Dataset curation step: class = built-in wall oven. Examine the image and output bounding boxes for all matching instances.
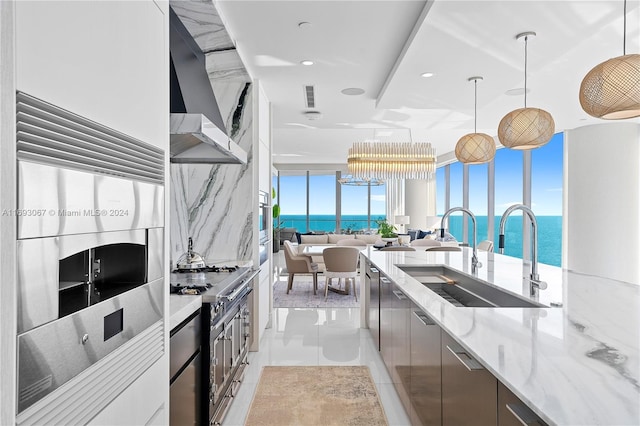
[14,91,165,422]
[258,190,270,265]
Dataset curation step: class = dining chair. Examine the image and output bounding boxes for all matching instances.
[424,246,461,252]
[379,246,416,251]
[410,239,441,248]
[477,240,494,252]
[283,240,319,295]
[322,246,360,301]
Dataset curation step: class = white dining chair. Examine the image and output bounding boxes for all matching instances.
[322,246,360,301]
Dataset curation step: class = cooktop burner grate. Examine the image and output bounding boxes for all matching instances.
[170,283,212,295]
[172,265,238,274]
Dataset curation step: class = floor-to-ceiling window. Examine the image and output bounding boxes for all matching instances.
[274,171,386,234]
[469,163,489,241]
[309,173,336,232]
[447,162,464,240]
[494,148,523,258]
[370,182,386,231]
[434,132,563,266]
[278,173,307,232]
[532,133,563,266]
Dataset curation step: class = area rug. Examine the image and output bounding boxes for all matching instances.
[245,366,388,426]
[273,276,360,308]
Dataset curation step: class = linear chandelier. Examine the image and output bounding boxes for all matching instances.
[579,0,640,119]
[347,141,436,180]
[338,174,384,186]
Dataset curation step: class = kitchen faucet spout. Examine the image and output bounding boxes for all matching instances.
[440,207,481,273]
[498,204,547,296]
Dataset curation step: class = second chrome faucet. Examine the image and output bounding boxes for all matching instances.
[498,204,547,296]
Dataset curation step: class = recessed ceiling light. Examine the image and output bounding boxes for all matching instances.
[298,21,311,29]
[421,72,435,78]
[300,60,314,66]
[341,87,365,96]
[302,111,323,120]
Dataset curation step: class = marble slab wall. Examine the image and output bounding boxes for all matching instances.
[170,81,254,266]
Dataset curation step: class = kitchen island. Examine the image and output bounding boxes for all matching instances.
[363,247,639,425]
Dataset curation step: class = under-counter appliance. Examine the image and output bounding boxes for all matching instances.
[170,310,202,426]
[15,91,165,421]
[171,265,259,425]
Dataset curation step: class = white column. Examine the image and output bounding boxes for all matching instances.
[565,122,639,284]
[405,178,436,229]
[386,179,405,221]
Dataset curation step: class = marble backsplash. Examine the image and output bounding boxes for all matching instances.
[170,81,254,267]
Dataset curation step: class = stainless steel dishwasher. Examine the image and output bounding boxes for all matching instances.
[170,310,202,426]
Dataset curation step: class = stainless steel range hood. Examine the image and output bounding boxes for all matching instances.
[169,7,247,164]
[170,113,247,164]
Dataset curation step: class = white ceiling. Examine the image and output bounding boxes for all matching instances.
[215,0,640,166]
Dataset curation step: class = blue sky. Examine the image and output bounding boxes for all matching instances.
[276,133,563,217]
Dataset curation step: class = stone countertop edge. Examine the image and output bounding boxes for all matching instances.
[169,294,202,331]
[363,247,640,426]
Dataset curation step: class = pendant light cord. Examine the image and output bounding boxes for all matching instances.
[524,35,528,108]
[623,0,627,55]
[474,79,478,133]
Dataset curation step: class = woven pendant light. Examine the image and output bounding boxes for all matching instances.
[455,76,496,164]
[580,0,640,119]
[498,32,555,150]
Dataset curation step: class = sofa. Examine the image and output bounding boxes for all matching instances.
[296,233,382,266]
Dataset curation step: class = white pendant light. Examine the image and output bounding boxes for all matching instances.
[498,32,555,150]
[455,76,496,164]
[580,0,640,119]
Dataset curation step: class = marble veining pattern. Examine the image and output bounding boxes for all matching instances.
[169,0,234,52]
[170,82,254,266]
[364,248,640,425]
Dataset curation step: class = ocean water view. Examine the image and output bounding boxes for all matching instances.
[280,214,562,267]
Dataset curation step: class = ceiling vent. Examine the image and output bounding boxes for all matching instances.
[303,85,316,108]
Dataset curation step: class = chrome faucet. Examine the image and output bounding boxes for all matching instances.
[440,207,481,273]
[498,204,547,296]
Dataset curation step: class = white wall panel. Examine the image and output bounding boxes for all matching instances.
[565,123,640,285]
[15,1,168,149]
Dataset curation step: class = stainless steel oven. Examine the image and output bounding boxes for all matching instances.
[177,267,257,425]
[258,191,270,265]
[14,91,165,418]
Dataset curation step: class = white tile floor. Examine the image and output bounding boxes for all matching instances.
[222,307,411,426]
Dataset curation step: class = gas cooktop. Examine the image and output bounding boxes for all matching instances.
[172,265,239,274]
[170,265,254,301]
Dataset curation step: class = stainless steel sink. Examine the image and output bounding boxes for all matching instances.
[397,265,547,308]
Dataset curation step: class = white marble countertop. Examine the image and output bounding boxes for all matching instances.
[363,247,639,426]
[169,294,202,330]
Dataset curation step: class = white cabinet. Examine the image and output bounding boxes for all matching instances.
[250,264,271,351]
[15,0,169,150]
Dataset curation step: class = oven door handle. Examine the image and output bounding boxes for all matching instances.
[222,269,260,301]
